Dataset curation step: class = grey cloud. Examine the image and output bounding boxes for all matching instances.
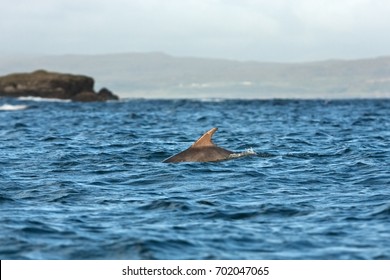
[1,0,390,61]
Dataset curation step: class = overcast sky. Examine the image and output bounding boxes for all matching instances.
[2,0,390,61]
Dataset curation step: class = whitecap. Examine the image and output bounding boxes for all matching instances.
[18,96,71,103]
[0,104,28,111]
[189,97,227,103]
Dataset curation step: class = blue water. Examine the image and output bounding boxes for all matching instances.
[1,97,389,260]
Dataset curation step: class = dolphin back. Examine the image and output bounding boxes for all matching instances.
[163,146,233,163]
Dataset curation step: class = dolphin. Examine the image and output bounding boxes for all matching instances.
[163,127,237,163]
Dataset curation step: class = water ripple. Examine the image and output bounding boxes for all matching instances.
[0,98,389,259]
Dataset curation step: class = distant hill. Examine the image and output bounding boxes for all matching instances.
[1,53,389,99]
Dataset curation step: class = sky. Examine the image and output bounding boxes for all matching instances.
[2,0,390,62]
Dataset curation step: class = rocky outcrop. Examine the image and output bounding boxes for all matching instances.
[0,70,119,101]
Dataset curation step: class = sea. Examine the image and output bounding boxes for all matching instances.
[0,97,389,260]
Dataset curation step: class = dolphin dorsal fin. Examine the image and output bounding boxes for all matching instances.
[192,127,218,147]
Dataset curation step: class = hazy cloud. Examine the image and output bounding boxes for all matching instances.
[2,0,390,61]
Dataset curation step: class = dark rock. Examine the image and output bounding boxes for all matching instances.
[97,87,118,101]
[72,91,100,102]
[0,70,119,102]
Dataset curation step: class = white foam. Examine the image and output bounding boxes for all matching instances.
[18,96,71,102]
[228,148,257,159]
[0,104,28,111]
[191,98,227,103]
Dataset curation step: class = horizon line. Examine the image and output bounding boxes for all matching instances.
[1,51,390,65]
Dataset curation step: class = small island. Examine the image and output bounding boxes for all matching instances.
[0,70,119,102]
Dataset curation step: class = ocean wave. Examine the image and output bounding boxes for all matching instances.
[0,104,28,111]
